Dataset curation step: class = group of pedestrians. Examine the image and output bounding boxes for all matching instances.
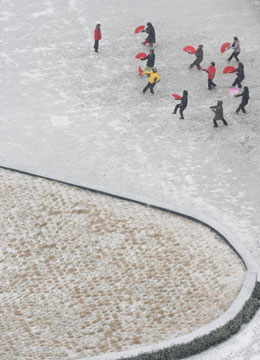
[188,36,250,127]
[139,23,161,95]
[93,23,250,127]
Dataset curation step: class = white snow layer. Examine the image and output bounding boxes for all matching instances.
[0,0,260,359]
[0,168,244,359]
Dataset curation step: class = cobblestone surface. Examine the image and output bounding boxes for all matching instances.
[0,168,246,359]
[0,0,260,359]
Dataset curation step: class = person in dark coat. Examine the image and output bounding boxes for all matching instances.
[141,48,155,72]
[210,100,228,127]
[172,90,188,119]
[189,45,203,70]
[234,86,249,114]
[228,37,241,62]
[231,62,245,88]
[142,22,156,46]
[94,23,102,53]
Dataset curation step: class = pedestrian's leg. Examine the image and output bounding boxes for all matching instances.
[234,52,240,62]
[222,118,228,126]
[232,78,238,87]
[241,101,247,113]
[189,60,196,69]
[236,102,242,113]
[94,40,99,52]
[208,79,212,90]
[213,119,218,127]
[143,66,152,72]
[179,107,184,119]
[143,66,152,77]
[228,51,234,61]
[237,79,242,88]
[173,104,180,114]
[143,82,150,93]
[212,80,216,88]
[150,83,156,94]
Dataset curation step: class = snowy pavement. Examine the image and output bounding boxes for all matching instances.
[0,168,246,359]
[1,0,260,359]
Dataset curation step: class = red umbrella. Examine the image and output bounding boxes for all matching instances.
[223,66,236,74]
[220,42,231,53]
[172,94,182,100]
[135,52,147,59]
[139,66,143,78]
[135,25,145,34]
[183,45,196,54]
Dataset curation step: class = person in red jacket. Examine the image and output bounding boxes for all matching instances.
[204,62,216,90]
[94,23,102,53]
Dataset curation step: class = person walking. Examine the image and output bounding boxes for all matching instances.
[204,62,216,90]
[189,45,203,70]
[234,86,249,114]
[210,100,228,127]
[142,22,156,47]
[142,67,160,95]
[231,62,245,88]
[141,48,155,72]
[228,37,240,62]
[172,90,188,119]
[94,22,102,53]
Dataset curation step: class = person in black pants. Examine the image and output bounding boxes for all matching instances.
[190,45,203,70]
[235,86,249,113]
[141,48,155,72]
[172,90,188,119]
[142,67,160,95]
[231,62,245,88]
[210,100,228,127]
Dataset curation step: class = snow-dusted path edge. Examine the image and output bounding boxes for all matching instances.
[1,165,260,360]
[83,273,258,360]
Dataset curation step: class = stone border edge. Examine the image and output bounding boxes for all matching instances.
[1,165,260,360]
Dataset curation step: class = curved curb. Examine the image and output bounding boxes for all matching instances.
[79,272,258,360]
[1,165,260,360]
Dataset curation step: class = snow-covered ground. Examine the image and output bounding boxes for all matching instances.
[0,168,245,359]
[0,0,260,359]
